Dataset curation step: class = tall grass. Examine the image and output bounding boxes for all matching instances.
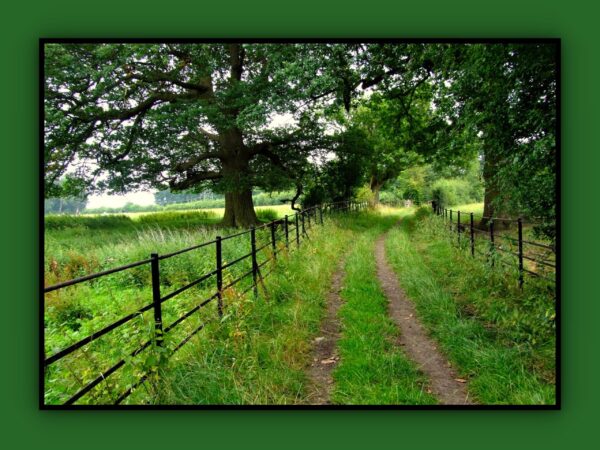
[149,220,356,405]
[384,208,555,404]
[331,210,437,405]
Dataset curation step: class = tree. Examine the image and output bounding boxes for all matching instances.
[45,43,444,226]
[433,43,557,236]
[44,196,88,215]
[44,43,354,226]
[347,90,444,204]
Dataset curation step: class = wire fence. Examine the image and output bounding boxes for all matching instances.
[43,200,367,406]
[432,204,556,287]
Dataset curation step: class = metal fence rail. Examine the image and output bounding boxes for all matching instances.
[432,204,556,288]
[43,200,367,405]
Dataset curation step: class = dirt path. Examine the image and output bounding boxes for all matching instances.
[374,233,474,405]
[305,256,346,405]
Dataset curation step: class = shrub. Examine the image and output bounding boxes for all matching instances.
[136,211,219,228]
[45,214,133,230]
[354,185,375,203]
[256,208,279,222]
[431,178,478,208]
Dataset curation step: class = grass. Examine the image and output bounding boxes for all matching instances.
[451,202,484,220]
[384,208,556,404]
[43,204,555,405]
[44,207,296,405]
[153,218,356,405]
[331,209,437,405]
[79,204,294,220]
[44,206,357,405]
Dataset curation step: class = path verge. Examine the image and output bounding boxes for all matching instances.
[305,256,346,405]
[374,233,474,405]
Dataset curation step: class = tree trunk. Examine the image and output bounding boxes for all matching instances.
[222,189,258,228]
[478,150,509,230]
[219,138,259,228]
[370,177,383,205]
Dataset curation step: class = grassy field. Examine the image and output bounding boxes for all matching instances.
[80,204,295,220]
[44,207,360,404]
[44,205,295,404]
[451,202,484,220]
[43,205,556,405]
[155,216,357,404]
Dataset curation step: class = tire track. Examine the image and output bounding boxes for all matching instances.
[305,255,346,405]
[374,232,474,405]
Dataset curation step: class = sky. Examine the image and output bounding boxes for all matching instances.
[87,191,157,208]
[85,112,300,208]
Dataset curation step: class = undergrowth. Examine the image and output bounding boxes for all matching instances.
[384,207,556,404]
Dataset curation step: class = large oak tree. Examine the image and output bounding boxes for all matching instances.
[44,42,437,226]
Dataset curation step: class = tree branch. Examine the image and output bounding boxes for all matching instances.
[196,127,220,142]
[174,152,222,172]
[169,170,222,190]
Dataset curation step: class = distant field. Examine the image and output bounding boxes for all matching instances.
[81,203,295,220]
[448,202,484,219]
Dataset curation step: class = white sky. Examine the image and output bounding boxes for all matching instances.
[87,191,156,208]
[85,112,302,208]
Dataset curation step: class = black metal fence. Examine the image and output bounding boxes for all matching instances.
[432,204,556,288]
[43,200,367,406]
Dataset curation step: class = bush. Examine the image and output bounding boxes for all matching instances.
[136,211,219,228]
[431,178,479,208]
[45,214,133,230]
[256,208,279,222]
[354,185,375,203]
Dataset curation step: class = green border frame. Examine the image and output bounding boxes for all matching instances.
[1,0,596,448]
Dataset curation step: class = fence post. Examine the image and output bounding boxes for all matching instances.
[295,213,300,247]
[270,221,277,261]
[489,219,495,267]
[319,206,323,225]
[215,236,223,317]
[284,215,289,250]
[307,208,311,228]
[251,227,258,297]
[450,209,453,230]
[150,253,163,347]
[470,213,475,257]
[301,211,306,236]
[518,218,524,289]
[457,211,461,245]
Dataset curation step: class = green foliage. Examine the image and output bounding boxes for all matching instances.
[255,208,279,222]
[45,214,133,230]
[431,178,477,207]
[433,43,556,237]
[44,197,88,215]
[154,189,212,205]
[135,210,218,228]
[353,185,375,203]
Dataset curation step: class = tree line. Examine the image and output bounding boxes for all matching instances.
[44,42,556,237]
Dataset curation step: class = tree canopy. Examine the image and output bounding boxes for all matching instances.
[44,42,557,234]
